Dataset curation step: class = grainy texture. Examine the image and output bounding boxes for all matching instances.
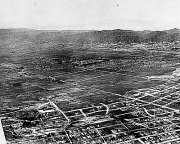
[0,28,180,144]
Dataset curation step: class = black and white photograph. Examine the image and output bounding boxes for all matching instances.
[0,0,180,143]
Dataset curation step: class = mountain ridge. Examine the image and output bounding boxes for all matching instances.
[0,28,179,56]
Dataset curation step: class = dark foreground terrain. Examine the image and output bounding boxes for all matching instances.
[0,28,180,144]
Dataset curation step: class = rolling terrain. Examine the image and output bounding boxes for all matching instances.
[0,28,180,144]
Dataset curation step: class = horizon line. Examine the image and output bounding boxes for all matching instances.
[0,27,180,32]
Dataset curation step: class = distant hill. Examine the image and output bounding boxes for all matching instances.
[0,28,179,56]
[165,28,180,34]
[88,28,180,43]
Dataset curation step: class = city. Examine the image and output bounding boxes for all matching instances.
[1,52,180,143]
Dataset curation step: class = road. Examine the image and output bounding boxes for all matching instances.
[0,119,6,144]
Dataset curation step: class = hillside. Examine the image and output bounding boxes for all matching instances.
[0,28,179,57]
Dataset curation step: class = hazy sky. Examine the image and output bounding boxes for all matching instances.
[0,0,179,30]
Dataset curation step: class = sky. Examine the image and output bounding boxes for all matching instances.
[0,0,179,30]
